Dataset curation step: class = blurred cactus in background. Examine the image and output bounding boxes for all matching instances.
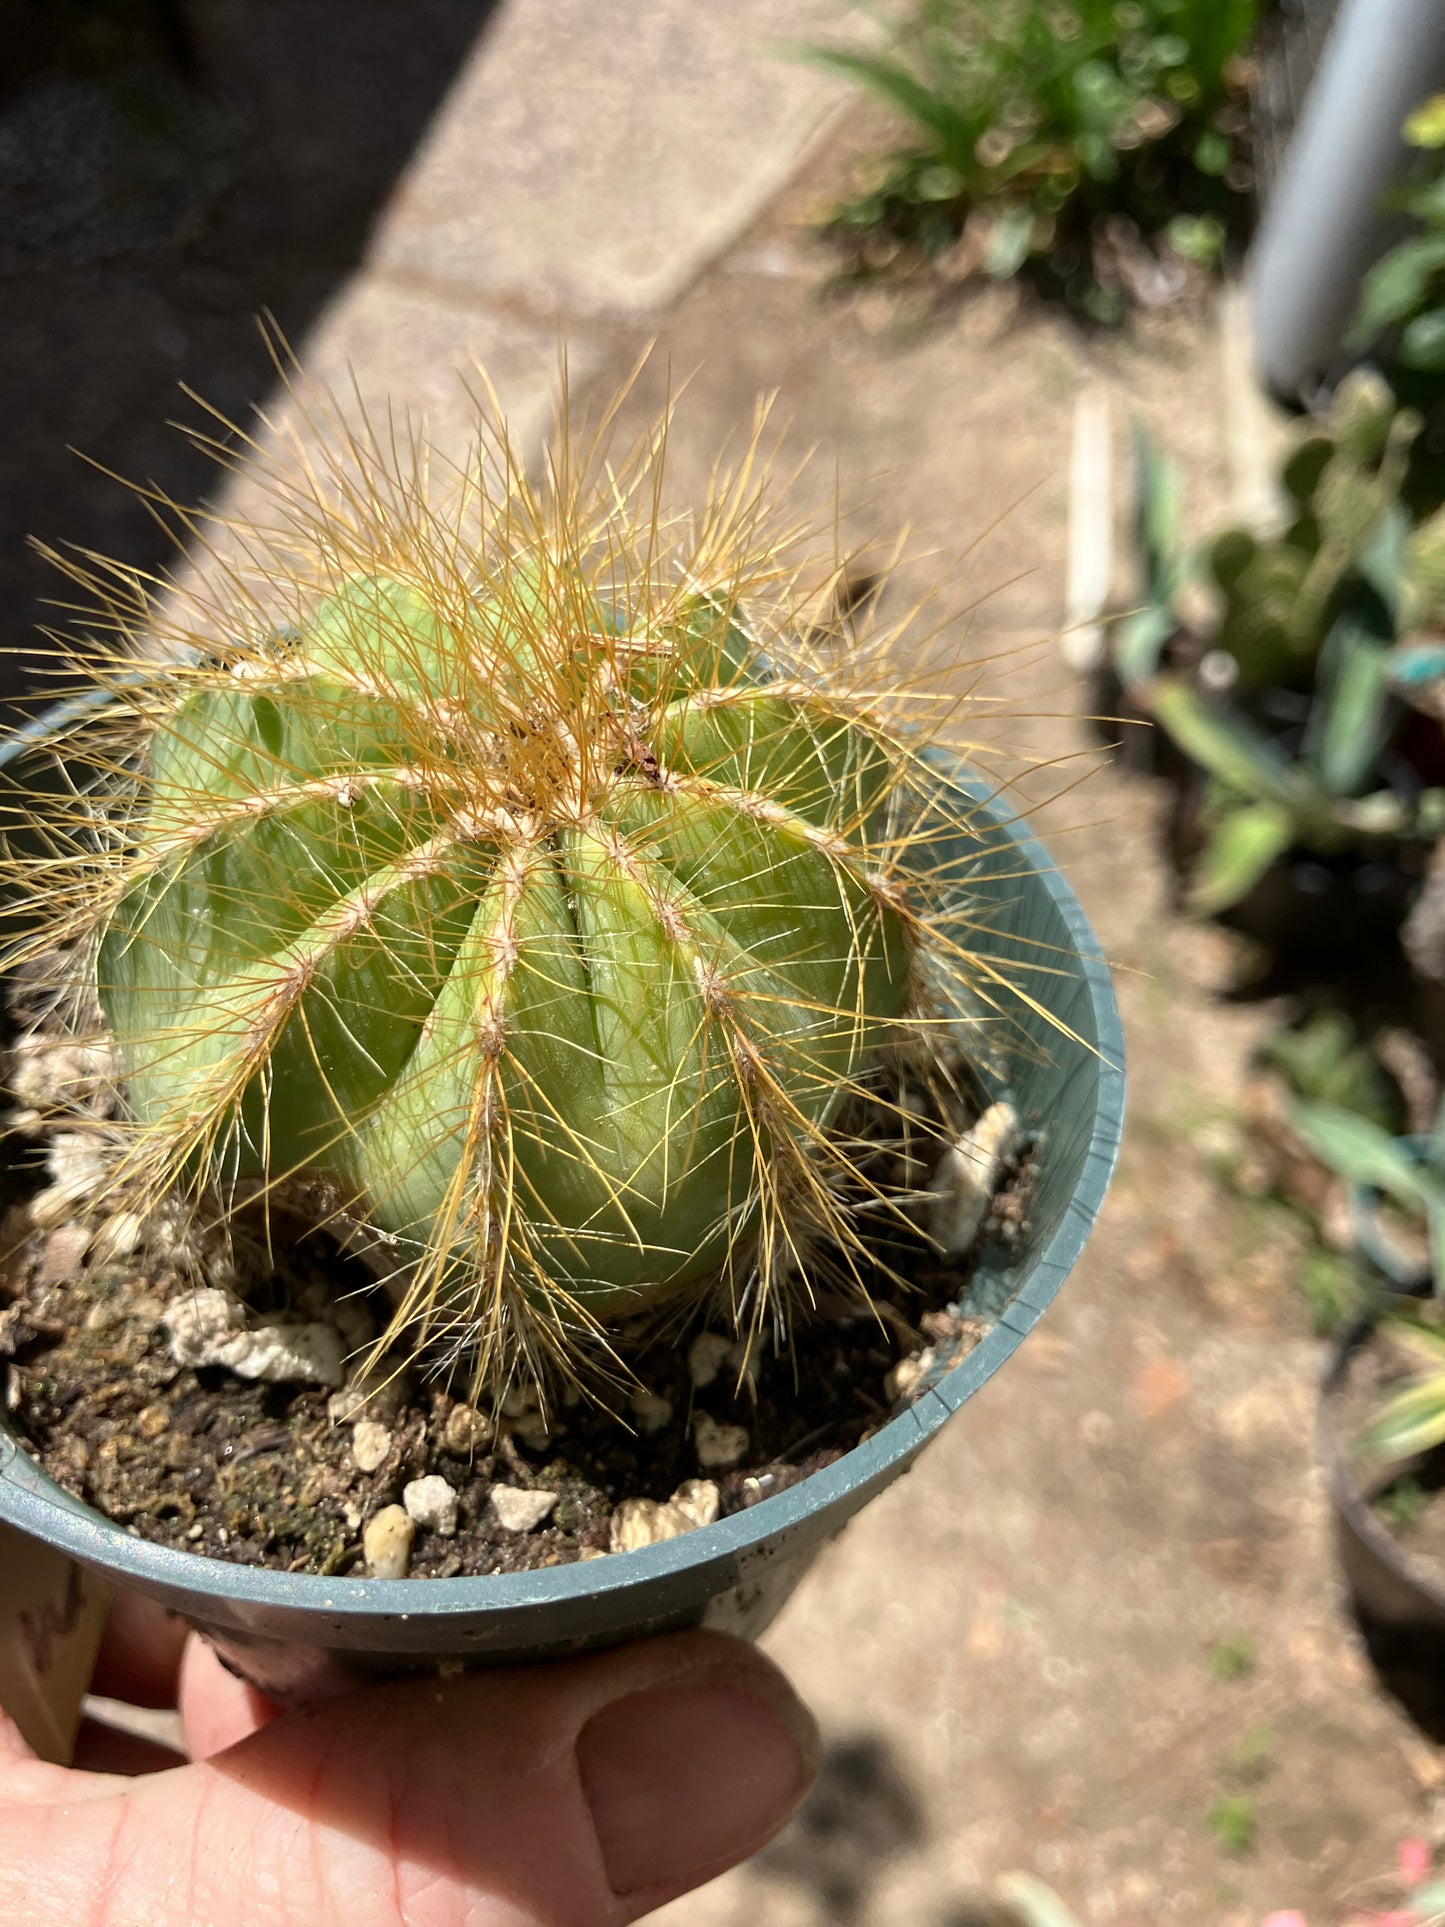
[1208,373,1421,692]
[1106,375,1445,918]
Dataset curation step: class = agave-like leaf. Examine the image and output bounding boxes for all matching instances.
[1387,1315,1445,1370]
[1347,234,1445,350]
[1362,1374,1445,1462]
[1112,606,1177,690]
[1131,426,1184,605]
[1188,801,1292,914]
[1262,1012,1400,1126]
[1109,431,1192,689]
[1146,677,1299,806]
[1307,606,1395,799]
[1355,500,1409,618]
[994,1873,1083,1927]
[1290,1101,1444,1215]
[1402,309,1445,371]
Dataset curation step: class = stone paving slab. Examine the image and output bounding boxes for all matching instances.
[218,0,870,551]
[361,0,861,326]
[241,282,598,489]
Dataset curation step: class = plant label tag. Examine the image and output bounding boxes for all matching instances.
[0,1524,108,1763]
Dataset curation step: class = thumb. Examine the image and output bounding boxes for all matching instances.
[0,1629,818,1927]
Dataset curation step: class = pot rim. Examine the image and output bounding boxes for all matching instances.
[0,692,1126,1622]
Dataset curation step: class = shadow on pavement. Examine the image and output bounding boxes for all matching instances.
[0,0,502,714]
[1353,1607,1445,1746]
[758,1732,927,1922]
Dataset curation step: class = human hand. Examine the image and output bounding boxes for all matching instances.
[0,1594,818,1926]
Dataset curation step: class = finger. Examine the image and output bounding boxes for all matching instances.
[0,1708,68,1805]
[201,1629,818,1924]
[89,1593,189,1710]
[0,1701,35,1765]
[177,1635,281,1760]
[0,1703,129,1806]
[0,1629,818,1927]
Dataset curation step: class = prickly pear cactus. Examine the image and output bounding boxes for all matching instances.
[6,386,988,1394]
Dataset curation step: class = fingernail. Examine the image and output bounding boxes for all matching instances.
[577,1670,819,1896]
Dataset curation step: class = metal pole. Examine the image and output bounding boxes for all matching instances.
[1248,0,1445,400]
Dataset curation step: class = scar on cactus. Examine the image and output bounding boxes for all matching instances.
[0,351,1076,1412]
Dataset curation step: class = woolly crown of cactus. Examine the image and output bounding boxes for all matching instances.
[3,363,1029,1399]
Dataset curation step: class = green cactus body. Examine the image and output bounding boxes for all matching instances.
[96,571,914,1332]
[1204,376,1424,691]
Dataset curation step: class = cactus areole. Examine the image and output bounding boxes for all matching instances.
[99,574,914,1333]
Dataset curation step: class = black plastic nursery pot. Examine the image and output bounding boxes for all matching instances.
[1111,662,1439,979]
[0,696,1125,1699]
[1321,1320,1445,1715]
[1319,1316,1445,1742]
[1164,769,1427,975]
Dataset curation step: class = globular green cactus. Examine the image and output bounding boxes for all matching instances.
[6,383,995,1399]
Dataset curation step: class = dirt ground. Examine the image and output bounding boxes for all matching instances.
[602,145,1437,1927]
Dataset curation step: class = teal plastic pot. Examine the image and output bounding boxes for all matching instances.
[0,695,1125,1698]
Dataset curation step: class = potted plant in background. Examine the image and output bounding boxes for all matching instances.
[799,0,1263,323]
[1343,91,1445,491]
[0,364,1122,1703]
[1291,1092,1445,1718]
[1101,106,1445,995]
[1104,373,1445,980]
[1321,1298,1445,1733]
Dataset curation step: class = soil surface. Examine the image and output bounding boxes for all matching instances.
[0,1066,1025,1579]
